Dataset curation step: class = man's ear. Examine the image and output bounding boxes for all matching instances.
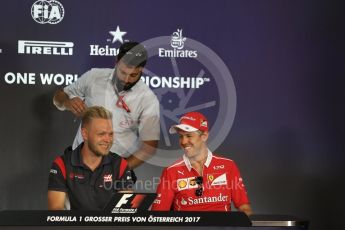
[201,131,209,142]
[81,127,88,141]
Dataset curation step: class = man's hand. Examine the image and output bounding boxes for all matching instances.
[238,204,253,216]
[64,97,87,117]
[53,89,86,116]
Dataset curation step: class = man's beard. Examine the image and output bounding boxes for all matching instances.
[87,141,111,157]
[114,73,140,92]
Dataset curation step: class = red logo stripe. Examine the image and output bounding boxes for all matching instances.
[54,157,66,180]
[119,158,128,178]
[131,194,145,208]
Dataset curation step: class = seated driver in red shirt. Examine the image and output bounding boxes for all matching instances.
[151,112,252,215]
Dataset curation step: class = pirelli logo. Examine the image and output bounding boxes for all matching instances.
[18,40,74,55]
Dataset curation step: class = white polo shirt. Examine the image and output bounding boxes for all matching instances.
[64,68,160,157]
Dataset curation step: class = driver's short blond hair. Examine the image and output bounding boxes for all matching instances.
[81,106,112,128]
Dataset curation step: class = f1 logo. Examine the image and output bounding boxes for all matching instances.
[115,194,133,208]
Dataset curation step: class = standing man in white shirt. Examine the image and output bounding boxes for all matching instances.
[53,42,160,169]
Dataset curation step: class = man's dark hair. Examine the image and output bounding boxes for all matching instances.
[117,41,148,67]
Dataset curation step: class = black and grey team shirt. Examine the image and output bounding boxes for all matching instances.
[48,144,135,210]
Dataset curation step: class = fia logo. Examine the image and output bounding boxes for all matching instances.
[171,29,186,50]
[31,0,65,24]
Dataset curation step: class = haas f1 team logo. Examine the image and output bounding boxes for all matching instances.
[110,193,155,214]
